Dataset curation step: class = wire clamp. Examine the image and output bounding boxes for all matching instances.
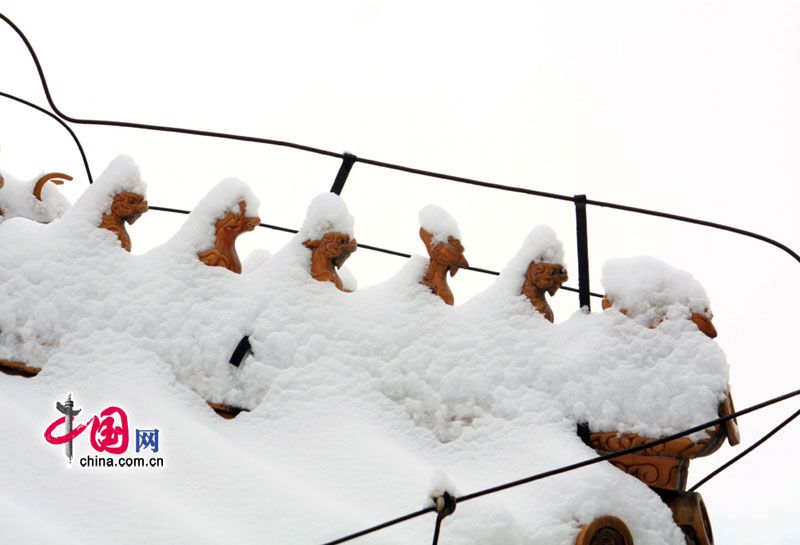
[432,490,456,519]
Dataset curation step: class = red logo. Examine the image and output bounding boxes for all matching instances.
[44,394,130,462]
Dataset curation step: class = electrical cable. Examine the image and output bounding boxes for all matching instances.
[689,406,800,492]
[3,10,798,270]
[1,12,799,544]
[0,90,93,183]
[317,387,799,545]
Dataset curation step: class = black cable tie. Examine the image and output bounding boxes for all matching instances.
[229,335,253,367]
[432,490,457,518]
[430,491,457,545]
[330,152,357,195]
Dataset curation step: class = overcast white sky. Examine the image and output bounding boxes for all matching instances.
[1,1,799,543]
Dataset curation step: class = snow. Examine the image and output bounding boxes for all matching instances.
[419,204,461,242]
[242,248,272,274]
[61,154,146,227]
[601,256,713,327]
[299,192,354,241]
[0,167,71,224]
[473,225,566,303]
[338,265,358,291]
[0,172,732,545]
[157,177,259,253]
[428,468,459,503]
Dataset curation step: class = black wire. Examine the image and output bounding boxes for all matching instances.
[587,198,800,266]
[354,156,575,202]
[689,406,800,492]
[146,206,601,297]
[315,387,799,545]
[2,11,798,544]
[0,13,343,162]
[456,387,800,503]
[0,91,94,183]
[319,506,435,545]
[4,10,798,271]
[430,515,445,545]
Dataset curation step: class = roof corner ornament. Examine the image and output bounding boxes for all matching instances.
[575,515,633,545]
[303,231,357,291]
[586,385,739,545]
[420,227,468,306]
[99,191,149,252]
[197,200,260,273]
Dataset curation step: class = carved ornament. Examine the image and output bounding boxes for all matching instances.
[420,227,468,305]
[575,516,634,545]
[608,454,688,491]
[589,388,738,494]
[33,172,73,202]
[667,491,714,545]
[99,191,149,252]
[207,401,248,420]
[197,201,260,273]
[302,231,357,291]
[522,261,568,322]
[719,387,740,446]
[0,359,41,378]
[589,427,725,461]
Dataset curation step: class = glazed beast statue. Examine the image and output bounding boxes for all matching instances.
[303,231,357,291]
[99,191,149,252]
[522,261,568,323]
[198,200,260,273]
[419,227,468,306]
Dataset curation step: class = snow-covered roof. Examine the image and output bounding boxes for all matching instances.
[0,157,732,545]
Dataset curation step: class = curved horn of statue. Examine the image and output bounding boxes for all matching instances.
[420,227,468,306]
[197,200,260,273]
[99,191,149,252]
[33,172,73,201]
[522,261,568,323]
[303,231,357,291]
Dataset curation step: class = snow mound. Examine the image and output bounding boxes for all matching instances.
[456,226,567,326]
[338,265,358,291]
[0,168,71,224]
[492,225,566,297]
[419,204,461,242]
[62,155,145,227]
[242,248,272,274]
[161,177,260,252]
[299,192,354,240]
[521,224,566,266]
[601,256,712,326]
